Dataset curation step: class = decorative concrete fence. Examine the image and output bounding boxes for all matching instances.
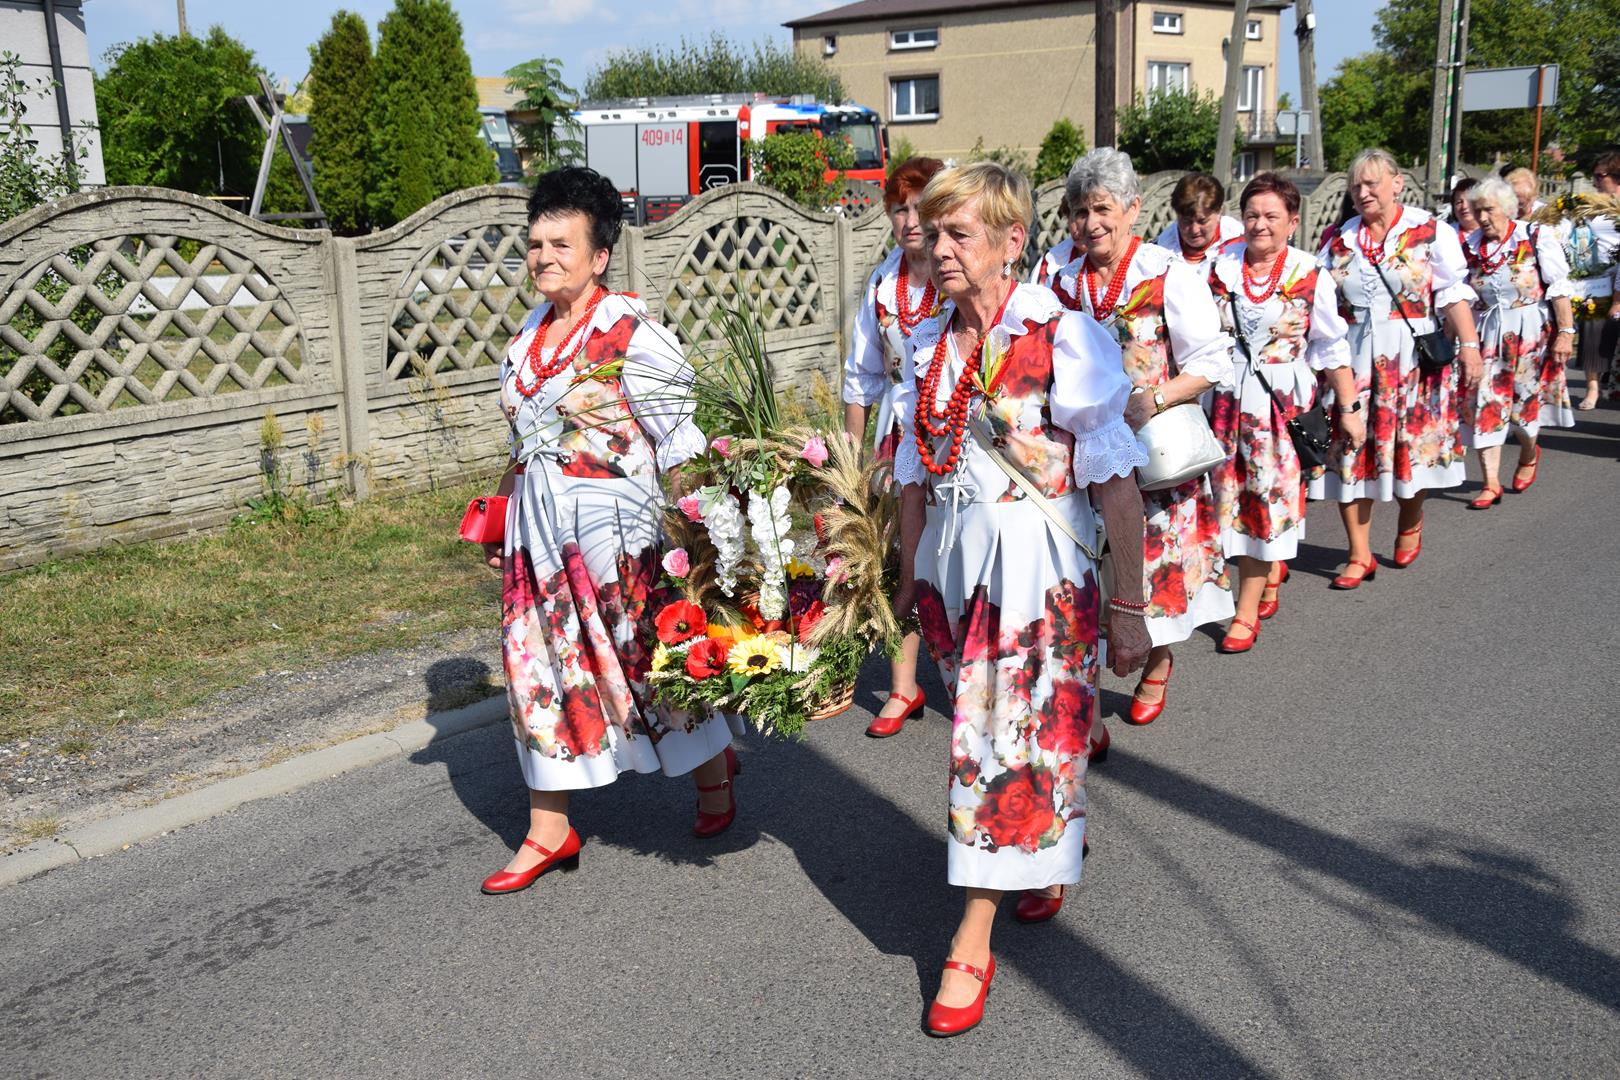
[1,172,1425,570]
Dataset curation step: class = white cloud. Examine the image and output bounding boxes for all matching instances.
[494,0,597,28]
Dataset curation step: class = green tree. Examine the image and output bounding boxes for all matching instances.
[1117,89,1221,173]
[505,57,581,175]
[95,27,263,196]
[967,137,1031,179]
[585,34,844,101]
[748,130,854,210]
[307,10,373,234]
[1319,53,1414,170]
[1,51,83,221]
[1033,118,1087,185]
[368,0,498,228]
[886,135,918,177]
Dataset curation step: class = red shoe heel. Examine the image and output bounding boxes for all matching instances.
[1330,558,1377,590]
[1128,653,1173,725]
[1392,523,1423,568]
[925,955,996,1037]
[866,689,925,738]
[1510,446,1541,492]
[480,828,582,895]
[1013,843,1088,924]
[693,747,739,838]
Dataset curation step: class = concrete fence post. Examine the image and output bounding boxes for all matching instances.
[325,235,372,501]
[835,213,857,362]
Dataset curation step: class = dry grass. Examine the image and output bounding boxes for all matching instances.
[0,476,503,744]
[14,816,61,843]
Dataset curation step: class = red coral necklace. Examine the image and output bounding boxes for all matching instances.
[1474,232,1515,276]
[1355,222,1389,265]
[913,284,1016,476]
[894,258,936,336]
[1241,248,1290,304]
[516,285,608,397]
[1082,236,1140,319]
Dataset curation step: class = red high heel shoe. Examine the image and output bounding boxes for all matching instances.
[1217,616,1259,654]
[1258,564,1285,619]
[1392,523,1423,568]
[1468,484,1503,510]
[480,827,582,895]
[1330,558,1377,590]
[692,745,740,838]
[1510,447,1541,492]
[1088,723,1110,764]
[1127,653,1173,725]
[925,954,996,1037]
[1014,841,1089,924]
[865,689,925,738]
[1275,561,1290,584]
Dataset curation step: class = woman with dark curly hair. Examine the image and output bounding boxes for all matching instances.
[475,166,738,896]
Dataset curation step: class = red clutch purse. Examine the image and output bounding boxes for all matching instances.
[459,496,508,544]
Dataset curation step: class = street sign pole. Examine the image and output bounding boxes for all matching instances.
[1531,65,1545,175]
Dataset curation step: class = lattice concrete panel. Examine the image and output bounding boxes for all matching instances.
[385,224,536,379]
[661,215,825,345]
[0,236,306,424]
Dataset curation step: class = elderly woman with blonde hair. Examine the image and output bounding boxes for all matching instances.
[1311,148,1483,586]
[892,161,1150,1036]
[1459,176,1575,505]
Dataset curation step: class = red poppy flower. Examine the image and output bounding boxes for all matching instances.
[684,637,731,679]
[795,599,826,645]
[975,766,1057,851]
[655,600,708,645]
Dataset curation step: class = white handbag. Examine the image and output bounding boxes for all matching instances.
[1133,393,1225,492]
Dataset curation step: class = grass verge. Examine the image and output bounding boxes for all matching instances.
[0,477,503,745]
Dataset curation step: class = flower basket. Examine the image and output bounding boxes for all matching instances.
[805,681,856,722]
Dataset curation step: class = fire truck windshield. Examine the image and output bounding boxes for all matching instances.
[822,113,882,171]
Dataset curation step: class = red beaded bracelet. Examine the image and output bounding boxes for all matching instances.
[1108,597,1148,614]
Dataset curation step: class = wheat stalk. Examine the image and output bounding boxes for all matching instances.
[806,431,901,648]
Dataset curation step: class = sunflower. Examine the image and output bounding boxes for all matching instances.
[728,635,784,677]
[651,643,674,672]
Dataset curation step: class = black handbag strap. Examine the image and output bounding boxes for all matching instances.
[1370,246,1441,339]
[1230,322,1293,421]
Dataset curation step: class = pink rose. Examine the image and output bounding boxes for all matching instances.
[825,556,847,584]
[710,436,732,457]
[662,548,690,578]
[800,435,829,467]
[677,494,703,522]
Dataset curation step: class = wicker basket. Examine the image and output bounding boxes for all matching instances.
[806,681,856,722]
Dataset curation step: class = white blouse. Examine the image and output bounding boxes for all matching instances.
[892,284,1145,491]
[1210,243,1352,373]
[1154,215,1245,279]
[1030,237,1077,287]
[500,292,707,473]
[841,247,937,407]
[1463,220,1574,307]
[1323,206,1478,314]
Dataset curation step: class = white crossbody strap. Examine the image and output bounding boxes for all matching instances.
[966,418,1099,560]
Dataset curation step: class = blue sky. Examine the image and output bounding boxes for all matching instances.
[84,0,1377,106]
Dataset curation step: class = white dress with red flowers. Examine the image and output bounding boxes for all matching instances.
[1030,237,1077,288]
[893,284,1146,891]
[842,247,943,456]
[1309,207,1477,502]
[1460,222,1575,447]
[1154,216,1245,281]
[1052,244,1236,647]
[1209,244,1351,560]
[498,292,722,792]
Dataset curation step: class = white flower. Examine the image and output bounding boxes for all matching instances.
[782,644,819,673]
[747,486,795,620]
[700,490,746,597]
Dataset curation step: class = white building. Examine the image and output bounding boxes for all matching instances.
[1,0,106,187]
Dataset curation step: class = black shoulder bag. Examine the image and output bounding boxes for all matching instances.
[1373,261,1454,376]
[1232,327,1333,471]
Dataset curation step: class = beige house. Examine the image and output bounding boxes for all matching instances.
[785,0,1288,179]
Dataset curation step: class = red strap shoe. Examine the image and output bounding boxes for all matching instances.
[693,745,740,838]
[1330,558,1377,590]
[865,689,925,738]
[925,954,996,1037]
[1391,523,1423,568]
[1468,484,1503,510]
[480,828,582,895]
[1217,616,1259,654]
[1510,446,1541,492]
[1013,841,1089,924]
[1127,652,1173,726]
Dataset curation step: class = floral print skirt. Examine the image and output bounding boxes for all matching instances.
[914,496,1100,891]
[1141,476,1234,647]
[1210,363,1311,561]
[1461,306,1574,448]
[1310,320,1465,503]
[501,469,733,792]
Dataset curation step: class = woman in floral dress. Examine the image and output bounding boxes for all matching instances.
[1310,149,1483,587]
[843,156,944,739]
[1459,177,1575,506]
[1153,172,1244,282]
[1208,173,1363,652]
[1053,148,1236,725]
[891,162,1150,1037]
[476,167,733,896]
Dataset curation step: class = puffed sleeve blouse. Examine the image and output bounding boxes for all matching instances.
[841,253,894,407]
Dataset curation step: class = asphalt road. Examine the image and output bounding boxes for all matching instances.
[6,406,1620,1080]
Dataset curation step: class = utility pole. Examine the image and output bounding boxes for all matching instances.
[1445,0,1470,185]
[1425,0,1457,200]
[176,0,189,38]
[1293,0,1325,172]
[1095,0,1116,147]
[1213,0,1250,183]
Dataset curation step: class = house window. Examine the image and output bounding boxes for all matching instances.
[891,76,940,121]
[1246,19,1262,40]
[889,27,939,51]
[823,34,837,56]
[1238,65,1265,112]
[1151,11,1183,34]
[1235,151,1257,182]
[1147,61,1191,97]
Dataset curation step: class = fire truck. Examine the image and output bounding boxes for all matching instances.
[571,94,886,224]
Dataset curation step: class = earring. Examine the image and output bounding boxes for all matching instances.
[1002,260,1012,278]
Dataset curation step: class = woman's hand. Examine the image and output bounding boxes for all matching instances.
[1123,388,1154,431]
[1551,330,1574,366]
[1458,343,1484,384]
[1340,408,1368,453]
[482,542,502,570]
[1108,611,1150,676]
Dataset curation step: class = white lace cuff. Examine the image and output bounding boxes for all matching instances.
[1307,336,1352,371]
[1072,418,1147,487]
[1434,281,1478,310]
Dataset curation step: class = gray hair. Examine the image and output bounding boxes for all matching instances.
[1469,176,1519,218]
[1066,147,1141,210]
[1348,147,1401,183]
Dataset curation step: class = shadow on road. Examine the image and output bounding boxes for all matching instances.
[1103,750,1620,1014]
